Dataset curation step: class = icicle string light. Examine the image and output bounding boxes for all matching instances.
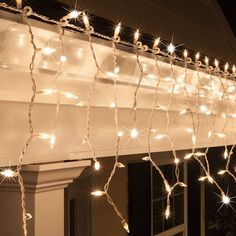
[16,7,37,236]
[132,30,145,129]
[83,12,101,170]
[102,23,129,232]
[0,2,236,234]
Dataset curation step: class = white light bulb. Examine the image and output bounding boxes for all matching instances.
[222,195,230,204]
[224,149,228,159]
[183,49,188,59]
[83,12,90,31]
[130,128,139,139]
[205,56,209,66]
[110,102,116,108]
[174,158,180,164]
[179,182,187,187]
[142,156,150,161]
[208,131,212,139]
[199,105,208,113]
[122,221,130,233]
[179,109,188,115]
[94,161,101,171]
[75,101,86,107]
[91,190,105,197]
[117,162,125,168]
[214,59,219,68]
[36,133,51,140]
[60,55,67,63]
[68,10,81,19]
[134,29,140,44]
[198,176,207,181]
[154,134,166,140]
[41,47,56,56]
[0,169,17,178]
[50,135,56,149]
[215,132,226,138]
[165,206,170,219]
[167,43,175,54]
[114,23,121,39]
[192,134,196,145]
[113,66,120,74]
[153,37,160,49]
[39,89,58,95]
[184,153,193,160]
[60,92,78,99]
[218,170,226,175]
[117,131,124,137]
[195,52,200,61]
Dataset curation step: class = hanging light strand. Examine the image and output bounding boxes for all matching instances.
[83,12,101,169]
[16,7,37,236]
[102,23,129,233]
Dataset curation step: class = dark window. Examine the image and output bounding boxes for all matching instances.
[153,164,184,234]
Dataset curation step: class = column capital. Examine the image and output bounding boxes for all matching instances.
[0,160,91,192]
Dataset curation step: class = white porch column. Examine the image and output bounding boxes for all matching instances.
[0,160,91,236]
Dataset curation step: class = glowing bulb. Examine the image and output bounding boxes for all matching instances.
[179,109,188,115]
[114,66,120,74]
[205,56,209,66]
[192,134,196,145]
[215,132,226,138]
[222,195,230,204]
[0,169,17,178]
[195,52,200,61]
[174,158,180,164]
[134,29,140,44]
[222,113,227,119]
[49,135,56,149]
[195,152,205,157]
[38,89,58,95]
[16,0,22,9]
[114,23,121,39]
[165,206,170,219]
[41,47,56,55]
[60,55,67,63]
[179,182,187,187]
[224,62,229,72]
[83,12,90,31]
[94,161,101,171]
[75,101,86,107]
[218,170,226,175]
[122,221,130,233]
[68,10,81,19]
[117,131,124,137]
[154,134,166,140]
[185,128,193,133]
[91,190,106,197]
[36,133,51,140]
[184,153,193,159]
[183,49,188,59]
[153,37,160,49]
[117,162,125,168]
[110,102,116,108]
[208,131,212,139]
[214,59,219,68]
[142,156,150,161]
[199,105,208,113]
[167,43,175,54]
[222,150,228,160]
[130,128,139,139]
[198,176,207,181]
[233,65,236,73]
[60,92,78,99]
